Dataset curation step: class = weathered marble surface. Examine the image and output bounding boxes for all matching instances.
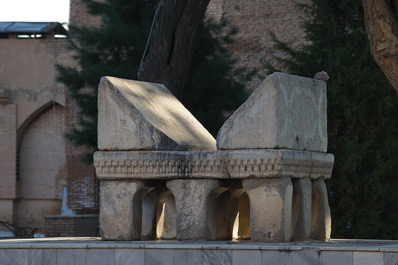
[98,76,216,151]
[94,149,334,180]
[243,177,293,242]
[167,179,221,240]
[291,178,312,241]
[100,180,147,240]
[2,238,397,265]
[310,178,332,241]
[217,72,327,152]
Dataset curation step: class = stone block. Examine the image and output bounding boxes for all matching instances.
[100,180,146,240]
[291,178,312,241]
[243,177,293,242]
[167,179,221,240]
[310,178,331,241]
[98,76,216,151]
[217,72,327,152]
[322,251,353,265]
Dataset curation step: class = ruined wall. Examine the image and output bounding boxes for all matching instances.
[207,0,310,90]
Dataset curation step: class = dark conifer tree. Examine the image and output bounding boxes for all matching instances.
[265,0,398,239]
[58,0,252,162]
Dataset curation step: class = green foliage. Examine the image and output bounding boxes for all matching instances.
[58,0,252,162]
[265,0,398,239]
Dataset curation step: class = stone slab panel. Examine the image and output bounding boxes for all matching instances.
[145,249,173,265]
[232,250,261,265]
[384,252,398,265]
[217,72,327,152]
[173,250,203,265]
[115,249,144,265]
[87,249,115,265]
[203,249,232,265]
[353,252,383,265]
[261,250,291,265]
[57,249,86,265]
[98,76,216,151]
[322,251,353,265]
[243,177,293,242]
[28,249,57,265]
[291,250,319,265]
[0,249,28,265]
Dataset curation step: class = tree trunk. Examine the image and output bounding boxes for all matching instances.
[137,0,210,99]
[362,0,398,94]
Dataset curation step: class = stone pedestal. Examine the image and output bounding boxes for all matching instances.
[100,180,146,240]
[167,179,220,240]
[242,177,293,242]
[94,74,335,243]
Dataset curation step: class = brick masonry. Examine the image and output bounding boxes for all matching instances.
[206,0,311,91]
[44,214,99,237]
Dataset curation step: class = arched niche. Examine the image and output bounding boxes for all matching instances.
[16,102,66,232]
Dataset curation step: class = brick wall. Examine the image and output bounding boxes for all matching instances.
[44,214,99,237]
[207,0,310,91]
[69,0,103,28]
[64,89,98,213]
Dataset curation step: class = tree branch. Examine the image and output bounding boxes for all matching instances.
[362,0,398,94]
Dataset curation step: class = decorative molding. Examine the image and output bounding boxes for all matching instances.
[94,149,334,180]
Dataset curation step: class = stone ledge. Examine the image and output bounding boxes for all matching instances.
[94,149,334,180]
[0,238,397,252]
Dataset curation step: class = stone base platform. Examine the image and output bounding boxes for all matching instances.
[0,238,397,265]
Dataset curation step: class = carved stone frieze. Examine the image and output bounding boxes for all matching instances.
[94,149,334,180]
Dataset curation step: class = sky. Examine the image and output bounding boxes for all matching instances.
[0,0,70,24]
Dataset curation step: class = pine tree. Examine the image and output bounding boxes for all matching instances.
[265,0,398,239]
[58,0,251,162]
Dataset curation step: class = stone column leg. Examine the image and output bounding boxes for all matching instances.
[242,177,293,242]
[141,189,158,240]
[100,180,146,240]
[310,178,331,241]
[238,192,251,239]
[216,190,234,240]
[291,178,312,241]
[166,179,220,240]
[156,190,176,239]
